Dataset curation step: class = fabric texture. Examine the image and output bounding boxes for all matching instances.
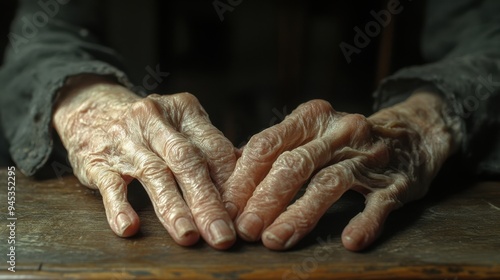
[0,0,134,175]
[373,0,500,176]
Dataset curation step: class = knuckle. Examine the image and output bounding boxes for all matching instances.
[300,99,334,115]
[171,92,208,118]
[312,164,353,192]
[203,136,236,176]
[275,151,303,169]
[81,157,108,187]
[209,136,235,157]
[87,170,126,204]
[165,139,203,167]
[340,113,372,142]
[273,150,311,179]
[177,92,197,101]
[131,98,160,115]
[192,126,233,157]
[310,99,334,113]
[147,93,162,99]
[342,113,370,131]
[222,175,256,201]
[245,130,282,162]
[134,154,167,179]
[291,100,336,133]
[173,92,200,107]
[312,169,339,190]
[97,172,124,194]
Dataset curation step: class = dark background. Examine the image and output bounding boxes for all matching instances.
[0,0,424,147]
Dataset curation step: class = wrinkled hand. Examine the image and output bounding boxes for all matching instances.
[223,92,461,251]
[53,75,237,249]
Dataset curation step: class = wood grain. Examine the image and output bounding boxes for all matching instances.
[1,170,499,279]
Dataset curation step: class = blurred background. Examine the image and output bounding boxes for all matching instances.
[0,0,424,148]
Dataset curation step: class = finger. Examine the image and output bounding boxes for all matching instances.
[134,98,236,249]
[91,168,140,237]
[223,100,337,219]
[126,147,200,246]
[259,160,357,249]
[235,138,331,241]
[162,136,235,250]
[260,131,393,250]
[341,186,403,251]
[177,103,237,190]
[235,113,368,242]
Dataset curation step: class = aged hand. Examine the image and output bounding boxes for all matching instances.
[223,92,461,251]
[53,75,237,249]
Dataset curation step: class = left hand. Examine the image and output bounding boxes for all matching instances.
[222,92,461,251]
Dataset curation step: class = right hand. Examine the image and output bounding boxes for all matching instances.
[53,75,238,249]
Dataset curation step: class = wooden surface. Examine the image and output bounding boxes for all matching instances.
[1,170,500,279]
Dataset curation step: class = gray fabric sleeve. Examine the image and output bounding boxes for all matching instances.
[373,0,500,176]
[0,0,138,176]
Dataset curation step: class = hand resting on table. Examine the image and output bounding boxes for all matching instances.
[53,75,238,250]
[223,92,462,251]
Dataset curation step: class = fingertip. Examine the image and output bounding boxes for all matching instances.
[96,171,139,237]
[115,212,140,237]
[341,213,383,252]
[262,223,297,251]
[341,227,366,251]
[173,217,200,246]
[236,213,264,242]
[342,194,398,251]
[211,236,236,250]
[207,219,237,250]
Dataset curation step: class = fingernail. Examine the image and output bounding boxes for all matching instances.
[263,223,296,249]
[175,217,197,239]
[343,234,354,244]
[343,228,364,250]
[224,202,238,219]
[117,213,131,235]
[209,219,235,246]
[237,213,263,241]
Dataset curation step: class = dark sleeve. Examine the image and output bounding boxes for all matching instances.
[373,0,500,176]
[0,0,136,176]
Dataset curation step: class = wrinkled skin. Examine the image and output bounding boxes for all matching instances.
[223,92,462,251]
[53,75,237,250]
[54,74,462,252]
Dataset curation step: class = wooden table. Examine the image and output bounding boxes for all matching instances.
[1,169,499,279]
